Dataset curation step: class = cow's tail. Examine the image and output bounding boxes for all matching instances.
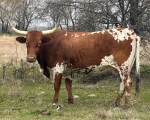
[135,36,140,98]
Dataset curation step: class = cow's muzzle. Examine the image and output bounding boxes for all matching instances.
[27,56,36,62]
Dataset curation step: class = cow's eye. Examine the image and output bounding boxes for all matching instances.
[38,42,41,46]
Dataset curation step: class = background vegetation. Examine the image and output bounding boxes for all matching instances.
[0,0,150,119]
[0,0,149,34]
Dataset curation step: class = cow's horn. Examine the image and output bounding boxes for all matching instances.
[42,20,59,35]
[8,20,28,35]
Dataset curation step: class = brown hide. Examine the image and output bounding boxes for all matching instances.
[39,30,132,68]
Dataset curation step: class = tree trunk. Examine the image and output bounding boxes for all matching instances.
[129,0,139,33]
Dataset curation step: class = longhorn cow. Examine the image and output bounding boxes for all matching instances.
[9,21,140,109]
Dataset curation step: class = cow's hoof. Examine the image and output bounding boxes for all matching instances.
[113,103,119,108]
[68,98,74,104]
[52,103,57,106]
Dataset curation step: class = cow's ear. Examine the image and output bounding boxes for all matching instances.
[16,37,26,43]
[42,36,52,43]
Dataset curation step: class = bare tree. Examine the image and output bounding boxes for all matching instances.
[130,0,149,40]
[44,0,76,30]
[0,0,16,33]
[0,0,149,35]
[12,0,45,30]
[0,0,46,31]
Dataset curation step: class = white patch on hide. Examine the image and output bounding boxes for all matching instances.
[119,81,124,94]
[71,34,80,38]
[107,28,135,42]
[101,55,115,66]
[74,34,79,37]
[81,55,120,76]
[89,31,101,35]
[125,91,131,96]
[101,30,105,34]
[93,55,119,73]
[64,32,68,36]
[52,62,64,80]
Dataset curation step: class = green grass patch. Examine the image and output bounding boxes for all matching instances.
[140,65,150,78]
[0,78,150,120]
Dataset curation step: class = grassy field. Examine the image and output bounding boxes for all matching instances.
[0,77,150,120]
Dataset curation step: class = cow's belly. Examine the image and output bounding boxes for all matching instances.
[49,53,135,81]
[65,55,119,73]
[50,55,121,80]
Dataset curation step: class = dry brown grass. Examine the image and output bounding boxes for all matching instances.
[0,35,26,63]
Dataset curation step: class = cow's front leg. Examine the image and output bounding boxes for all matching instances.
[114,80,125,107]
[52,73,62,105]
[65,78,73,104]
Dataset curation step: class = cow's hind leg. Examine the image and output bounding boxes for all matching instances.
[124,75,132,109]
[114,80,125,107]
[52,73,62,105]
[114,75,132,109]
[65,78,73,104]
[64,74,73,104]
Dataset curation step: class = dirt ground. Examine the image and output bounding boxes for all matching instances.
[0,35,27,64]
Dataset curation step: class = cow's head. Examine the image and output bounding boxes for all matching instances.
[9,21,59,62]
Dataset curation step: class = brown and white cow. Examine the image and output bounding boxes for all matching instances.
[9,21,140,109]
